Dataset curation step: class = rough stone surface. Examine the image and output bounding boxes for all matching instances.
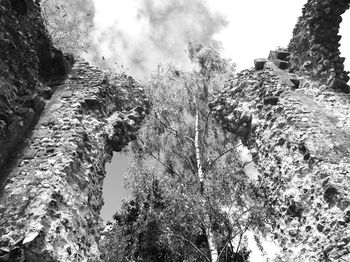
[0,1,149,261]
[211,62,350,261]
[0,60,149,261]
[288,0,350,86]
[268,49,291,70]
[0,0,73,170]
[254,58,267,70]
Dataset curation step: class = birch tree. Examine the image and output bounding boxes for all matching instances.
[104,44,269,262]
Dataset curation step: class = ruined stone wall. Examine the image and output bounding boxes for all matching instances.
[212,59,350,261]
[0,0,72,170]
[0,59,148,261]
[288,0,350,91]
[209,2,350,258]
[0,1,149,261]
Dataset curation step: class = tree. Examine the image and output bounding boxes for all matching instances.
[40,0,93,53]
[103,43,269,262]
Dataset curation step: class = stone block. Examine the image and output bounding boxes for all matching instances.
[275,60,290,70]
[254,59,267,70]
[263,96,279,106]
[268,50,290,69]
[84,97,100,107]
[276,50,290,60]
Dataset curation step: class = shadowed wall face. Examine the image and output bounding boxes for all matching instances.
[289,0,350,90]
[0,0,70,171]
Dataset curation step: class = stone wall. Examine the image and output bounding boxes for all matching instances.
[0,60,149,261]
[288,0,350,91]
[211,57,350,261]
[0,1,149,260]
[0,0,72,170]
[213,0,350,258]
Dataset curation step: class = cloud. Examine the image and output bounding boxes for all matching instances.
[86,0,228,80]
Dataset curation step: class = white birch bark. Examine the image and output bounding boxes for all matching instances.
[195,110,204,184]
[207,225,219,262]
[195,109,218,262]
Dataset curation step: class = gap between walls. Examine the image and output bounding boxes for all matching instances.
[100,152,131,222]
[340,11,350,74]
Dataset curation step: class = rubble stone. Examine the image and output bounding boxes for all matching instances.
[0,0,73,169]
[211,62,350,261]
[0,59,149,261]
[288,0,350,84]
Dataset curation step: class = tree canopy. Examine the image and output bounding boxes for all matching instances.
[40,0,93,53]
[100,43,270,262]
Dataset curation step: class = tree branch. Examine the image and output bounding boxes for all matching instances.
[173,234,210,262]
[138,137,185,178]
[216,221,251,261]
[152,112,179,135]
[207,143,243,170]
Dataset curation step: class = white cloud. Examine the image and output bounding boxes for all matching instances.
[88,0,227,79]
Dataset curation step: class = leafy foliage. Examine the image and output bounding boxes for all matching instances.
[101,43,269,262]
[187,41,235,79]
[40,0,93,53]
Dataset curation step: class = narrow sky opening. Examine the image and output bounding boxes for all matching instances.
[100,152,130,222]
[340,11,350,74]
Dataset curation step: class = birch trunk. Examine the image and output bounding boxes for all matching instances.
[195,110,204,185]
[195,109,218,262]
[207,224,219,262]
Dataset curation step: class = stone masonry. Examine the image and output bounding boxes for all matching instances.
[211,51,350,261]
[0,0,73,170]
[288,0,350,90]
[0,60,149,261]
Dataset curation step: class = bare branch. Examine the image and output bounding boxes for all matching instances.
[185,135,195,144]
[207,143,243,170]
[138,137,185,179]
[152,112,179,135]
[173,234,210,262]
[217,221,251,261]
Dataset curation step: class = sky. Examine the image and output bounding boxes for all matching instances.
[340,11,350,71]
[85,0,350,81]
[86,0,308,81]
[100,153,130,221]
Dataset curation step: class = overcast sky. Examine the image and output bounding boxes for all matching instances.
[95,0,350,223]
